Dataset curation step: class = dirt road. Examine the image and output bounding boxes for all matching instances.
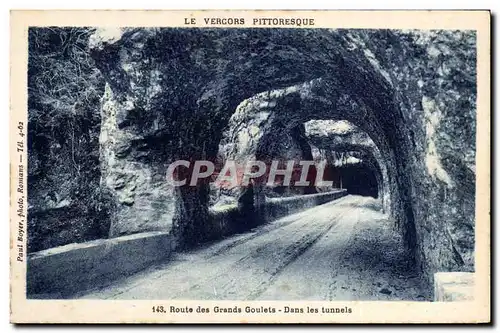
[81,195,429,301]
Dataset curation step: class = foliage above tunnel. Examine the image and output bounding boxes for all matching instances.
[27,27,109,252]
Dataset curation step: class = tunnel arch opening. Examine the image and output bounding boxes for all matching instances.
[303,119,386,201]
[337,163,379,198]
[91,28,420,265]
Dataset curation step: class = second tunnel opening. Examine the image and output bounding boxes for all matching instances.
[325,163,379,198]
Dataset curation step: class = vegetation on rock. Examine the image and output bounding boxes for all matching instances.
[27,27,110,252]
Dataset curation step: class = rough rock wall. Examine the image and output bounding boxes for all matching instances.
[219,93,316,199]
[257,123,316,196]
[89,28,476,278]
[344,30,476,273]
[99,84,176,237]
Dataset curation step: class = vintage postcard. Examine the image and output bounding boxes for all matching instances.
[10,10,490,323]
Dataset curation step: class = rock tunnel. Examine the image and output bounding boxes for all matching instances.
[86,27,476,284]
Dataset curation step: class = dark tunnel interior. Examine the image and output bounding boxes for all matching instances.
[338,163,379,198]
[322,163,379,198]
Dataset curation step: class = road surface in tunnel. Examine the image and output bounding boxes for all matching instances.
[80,196,430,301]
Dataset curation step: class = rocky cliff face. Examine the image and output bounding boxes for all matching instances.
[27,28,109,252]
[98,84,177,237]
[343,30,477,272]
[88,28,476,277]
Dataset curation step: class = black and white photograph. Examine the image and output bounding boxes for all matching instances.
[9,10,491,324]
